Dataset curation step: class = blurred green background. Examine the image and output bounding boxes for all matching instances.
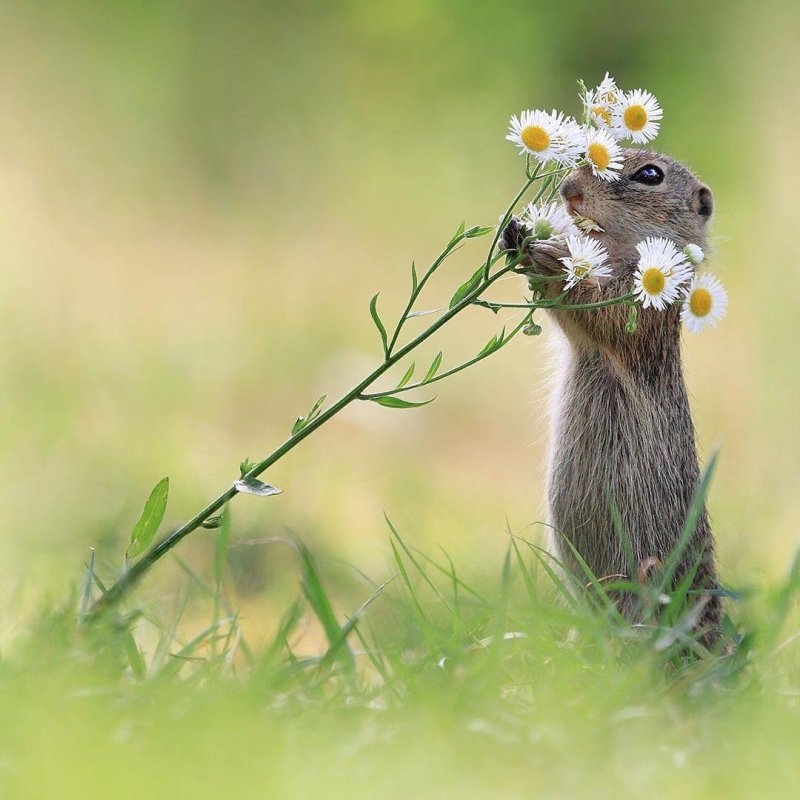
[1,0,798,643]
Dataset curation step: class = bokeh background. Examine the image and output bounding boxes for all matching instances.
[1,0,798,643]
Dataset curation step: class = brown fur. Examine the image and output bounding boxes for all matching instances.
[503,150,720,645]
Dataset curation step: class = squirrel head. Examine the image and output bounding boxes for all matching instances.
[559,149,713,265]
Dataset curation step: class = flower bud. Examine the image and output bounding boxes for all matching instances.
[683,244,704,265]
[523,321,543,337]
[533,219,554,240]
[625,306,638,334]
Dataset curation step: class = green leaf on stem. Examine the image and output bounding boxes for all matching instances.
[310,394,327,416]
[464,225,494,238]
[292,394,327,435]
[478,336,498,358]
[423,351,442,383]
[234,478,282,497]
[449,265,484,309]
[449,220,466,246]
[411,261,418,294]
[370,396,435,409]
[239,458,256,476]
[369,293,389,357]
[397,362,415,389]
[407,308,442,318]
[126,477,169,561]
[477,327,506,358]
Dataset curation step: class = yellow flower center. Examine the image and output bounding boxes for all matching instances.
[573,258,591,277]
[689,287,713,317]
[624,104,648,132]
[587,142,610,171]
[641,267,665,295]
[521,125,550,152]
[592,106,612,126]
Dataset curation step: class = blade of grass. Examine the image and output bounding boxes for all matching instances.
[510,535,538,607]
[123,629,147,681]
[519,536,582,612]
[417,549,493,608]
[172,553,253,666]
[608,494,636,583]
[319,576,396,670]
[79,548,96,617]
[389,537,428,624]
[161,617,236,679]
[658,449,719,595]
[560,535,627,625]
[212,509,231,656]
[150,590,191,677]
[294,540,355,674]
[386,516,454,615]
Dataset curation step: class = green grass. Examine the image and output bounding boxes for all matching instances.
[2,516,798,799]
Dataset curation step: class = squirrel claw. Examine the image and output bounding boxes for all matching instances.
[498,217,525,254]
[522,239,568,277]
[500,219,570,278]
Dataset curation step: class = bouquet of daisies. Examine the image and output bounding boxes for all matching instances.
[505,73,727,333]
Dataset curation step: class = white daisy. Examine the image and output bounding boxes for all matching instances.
[559,235,612,289]
[614,89,663,143]
[506,109,583,165]
[683,244,705,265]
[584,128,623,182]
[523,200,580,240]
[632,237,692,310]
[584,89,615,130]
[556,117,587,166]
[681,274,728,333]
[582,73,622,132]
[595,72,622,106]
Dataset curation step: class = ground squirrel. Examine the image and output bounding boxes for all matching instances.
[501,149,720,644]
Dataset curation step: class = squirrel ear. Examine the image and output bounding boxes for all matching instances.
[691,184,714,220]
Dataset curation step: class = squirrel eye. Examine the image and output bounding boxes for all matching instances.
[631,165,664,185]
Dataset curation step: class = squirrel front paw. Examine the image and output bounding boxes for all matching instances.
[526,239,569,278]
[498,217,569,289]
[498,216,528,256]
[500,219,569,284]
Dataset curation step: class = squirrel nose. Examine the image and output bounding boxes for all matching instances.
[565,193,584,214]
[559,176,584,213]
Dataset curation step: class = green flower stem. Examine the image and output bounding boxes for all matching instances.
[474,292,637,312]
[386,237,464,357]
[88,254,526,617]
[482,163,570,282]
[359,309,533,400]
[525,155,535,180]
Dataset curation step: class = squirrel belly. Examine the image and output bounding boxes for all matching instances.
[545,320,718,627]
